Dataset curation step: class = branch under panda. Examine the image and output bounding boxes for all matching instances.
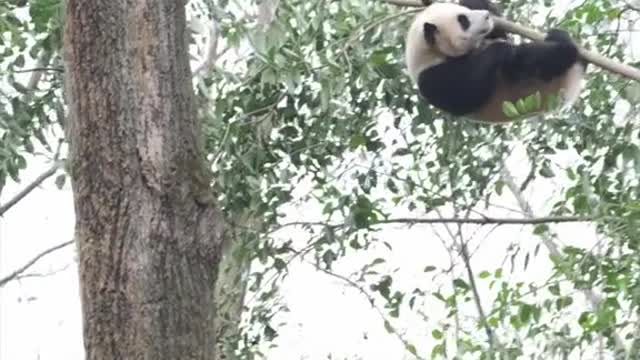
[384,0,640,82]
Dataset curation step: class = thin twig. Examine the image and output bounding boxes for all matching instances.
[0,163,61,216]
[0,240,74,288]
[24,51,52,92]
[14,264,70,281]
[437,207,497,350]
[310,261,427,360]
[384,0,640,82]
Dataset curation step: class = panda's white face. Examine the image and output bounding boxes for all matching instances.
[413,3,494,57]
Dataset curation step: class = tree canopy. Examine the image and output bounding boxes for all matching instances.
[2,0,640,358]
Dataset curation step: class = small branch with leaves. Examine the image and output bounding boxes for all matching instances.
[384,0,640,82]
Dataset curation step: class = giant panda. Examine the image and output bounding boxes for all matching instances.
[405,0,586,124]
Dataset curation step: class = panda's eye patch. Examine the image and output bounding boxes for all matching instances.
[457,14,470,30]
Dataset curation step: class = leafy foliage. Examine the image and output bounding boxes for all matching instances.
[4,0,640,358]
[0,0,64,187]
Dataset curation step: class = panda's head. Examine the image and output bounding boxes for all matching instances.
[417,3,494,56]
[406,3,494,81]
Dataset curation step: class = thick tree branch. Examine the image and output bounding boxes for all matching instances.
[193,21,220,76]
[372,215,592,226]
[271,216,593,233]
[0,240,74,288]
[384,0,640,82]
[0,163,61,216]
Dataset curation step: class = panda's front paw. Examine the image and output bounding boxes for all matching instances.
[545,29,573,44]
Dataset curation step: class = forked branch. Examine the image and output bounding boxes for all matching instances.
[384,0,640,82]
[0,240,74,288]
[0,163,61,216]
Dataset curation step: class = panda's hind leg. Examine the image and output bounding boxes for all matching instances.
[546,29,589,70]
[535,29,580,81]
[544,29,573,43]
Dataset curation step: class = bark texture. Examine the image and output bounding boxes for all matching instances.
[63,1,223,359]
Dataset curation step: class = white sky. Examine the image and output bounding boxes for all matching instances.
[1,0,639,359]
[0,141,602,359]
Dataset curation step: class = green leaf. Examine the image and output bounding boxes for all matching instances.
[263,324,277,341]
[54,174,66,189]
[532,91,542,109]
[533,224,549,235]
[383,320,394,333]
[392,148,411,156]
[519,303,533,324]
[261,67,277,84]
[431,343,446,358]
[405,343,418,356]
[556,296,573,310]
[515,97,527,114]
[433,292,446,303]
[321,249,336,269]
[350,134,366,149]
[453,278,470,291]
[502,101,519,118]
[13,54,25,68]
[273,257,287,271]
[29,0,61,33]
[539,164,555,178]
[548,282,560,296]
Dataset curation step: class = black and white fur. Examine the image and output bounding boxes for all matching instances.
[405,0,586,123]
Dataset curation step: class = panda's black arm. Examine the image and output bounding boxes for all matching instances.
[417,42,512,116]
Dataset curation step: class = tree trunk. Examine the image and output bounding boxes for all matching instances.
[63,1,223,359]
[213,219,252,359]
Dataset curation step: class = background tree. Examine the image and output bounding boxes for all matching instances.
[2,0,640,359]
[64,1,223,358]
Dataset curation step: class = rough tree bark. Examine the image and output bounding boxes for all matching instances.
[63,1,223,359]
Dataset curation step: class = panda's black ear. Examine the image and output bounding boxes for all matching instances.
[423,22,438,45]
